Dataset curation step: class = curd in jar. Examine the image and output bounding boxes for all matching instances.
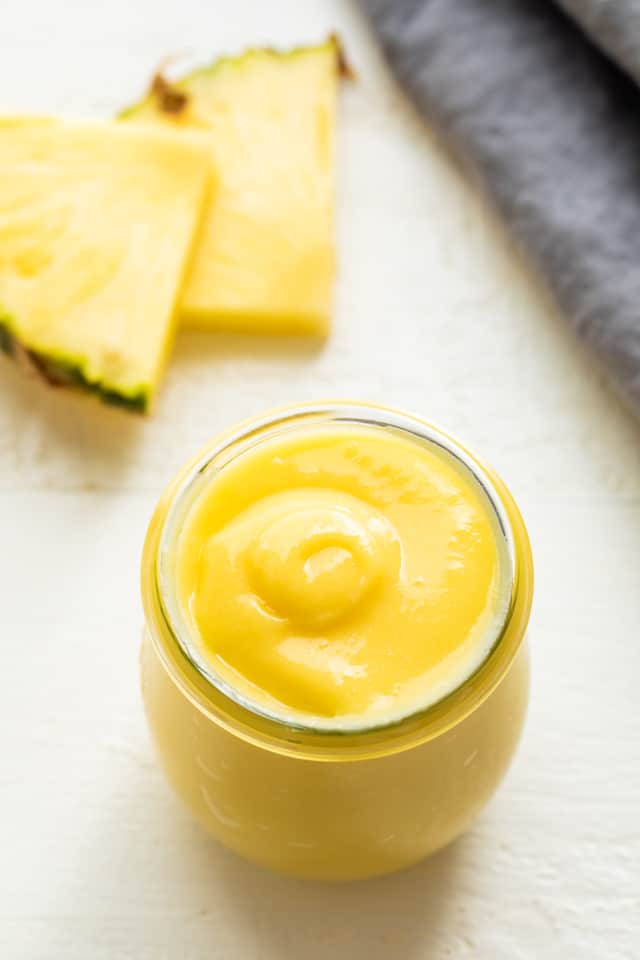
[141,403,533,880]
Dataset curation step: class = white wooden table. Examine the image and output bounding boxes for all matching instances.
[2,2,639,957]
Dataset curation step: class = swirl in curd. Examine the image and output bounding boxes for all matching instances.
[175,423,511,727]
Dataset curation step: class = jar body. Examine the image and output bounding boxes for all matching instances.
[141,630,529,881]
[140,403,534,881]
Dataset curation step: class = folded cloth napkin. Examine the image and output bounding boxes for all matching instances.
[359,0,640,415]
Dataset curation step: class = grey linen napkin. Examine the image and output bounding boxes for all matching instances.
[358,0,640,414]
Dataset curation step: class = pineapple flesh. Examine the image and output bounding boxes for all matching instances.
[0,119,211,411]
[122,39,339,336]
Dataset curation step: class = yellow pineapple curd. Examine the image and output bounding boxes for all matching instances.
[178,422,509,726]
[141,403,533,880]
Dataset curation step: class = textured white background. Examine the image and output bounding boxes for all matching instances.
[1,1,639,957]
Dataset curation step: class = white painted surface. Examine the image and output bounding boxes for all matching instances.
[1,1,639,957]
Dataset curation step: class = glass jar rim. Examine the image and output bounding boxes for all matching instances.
[141,401,534,761]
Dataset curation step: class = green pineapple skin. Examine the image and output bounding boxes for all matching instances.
[0,313,148,413]
[118,38,341,121]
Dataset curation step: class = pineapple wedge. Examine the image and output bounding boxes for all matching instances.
[121,38,340,335]
[0,118,211,411]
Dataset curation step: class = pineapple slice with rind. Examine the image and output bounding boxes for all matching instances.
[0,118,211,411]
[121,38,340,335]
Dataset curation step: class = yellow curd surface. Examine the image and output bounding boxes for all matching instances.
[175,423,510,727]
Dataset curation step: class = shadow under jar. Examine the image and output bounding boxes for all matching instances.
[140,402,533,881]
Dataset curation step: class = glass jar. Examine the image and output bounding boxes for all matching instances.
[140,402,533,881]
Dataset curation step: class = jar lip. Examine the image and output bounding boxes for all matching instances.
[143,401,533,760]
